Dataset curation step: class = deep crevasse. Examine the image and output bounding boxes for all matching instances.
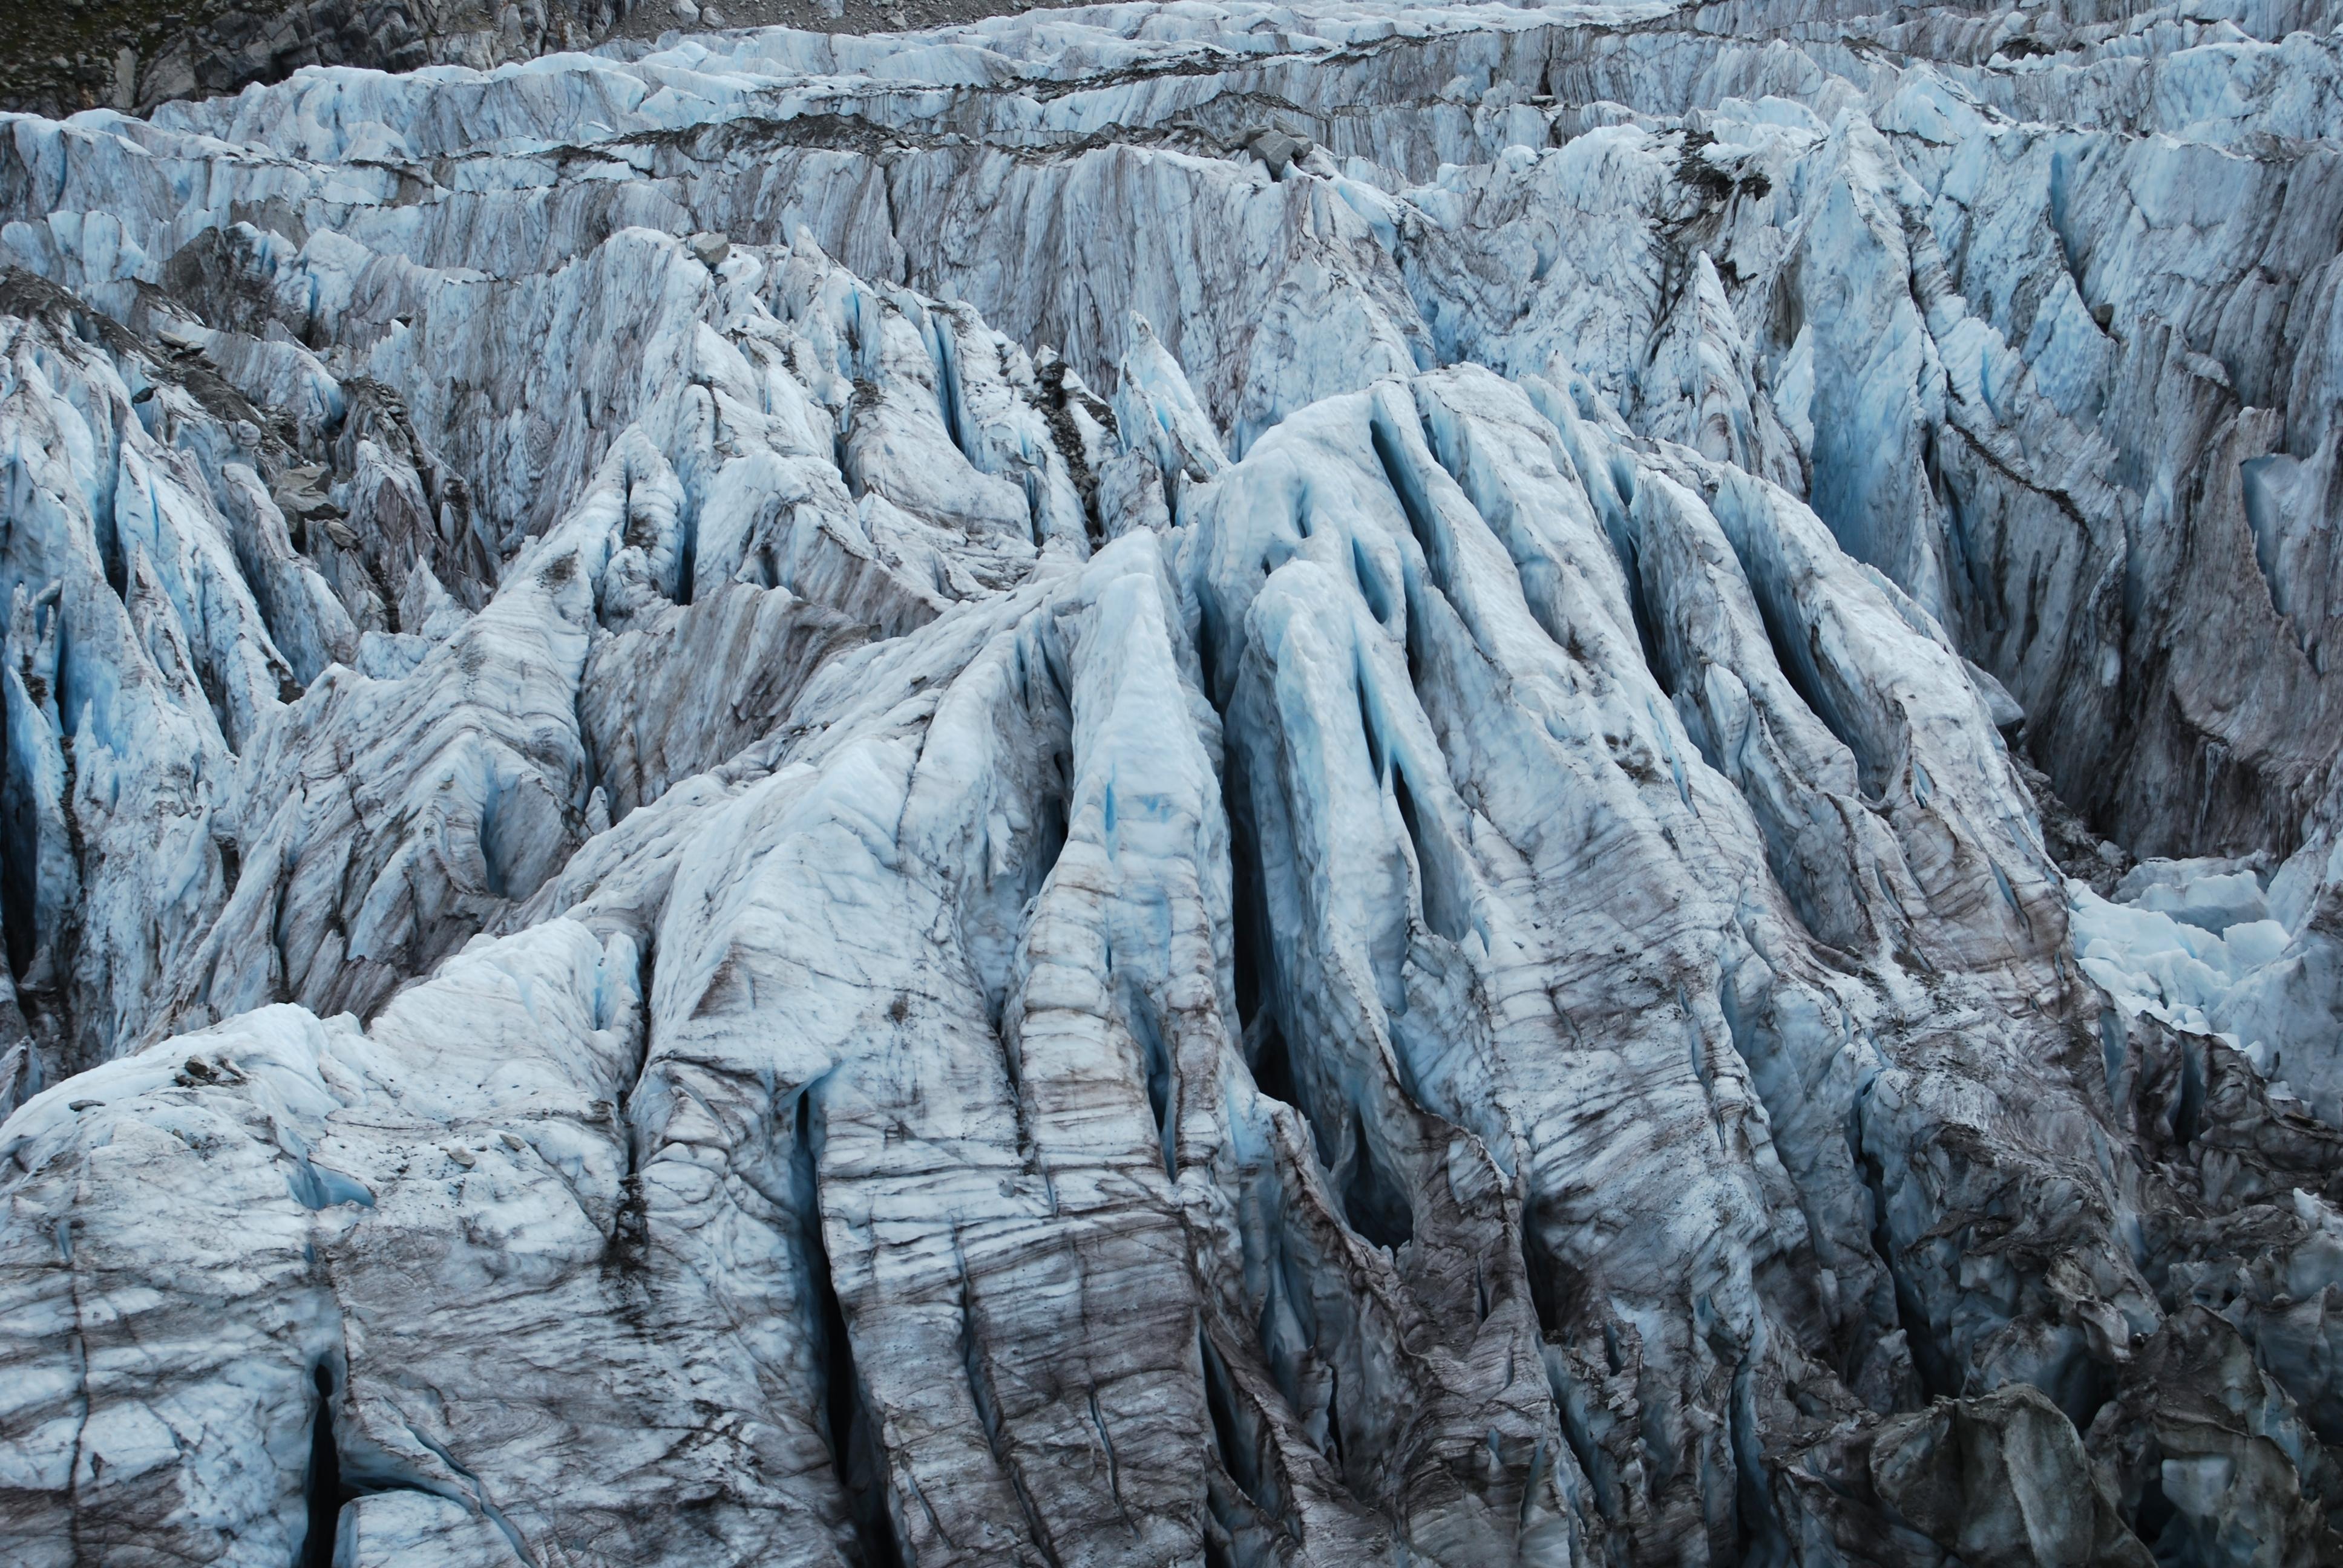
[3,2,2343,1565]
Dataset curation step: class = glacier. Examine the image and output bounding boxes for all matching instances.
[3,1,2343,1564]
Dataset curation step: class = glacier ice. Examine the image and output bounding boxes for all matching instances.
[4,1,2343,1564]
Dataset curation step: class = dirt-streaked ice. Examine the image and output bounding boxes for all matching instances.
[4,2,2343,1564]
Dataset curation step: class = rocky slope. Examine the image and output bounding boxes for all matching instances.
[0,0,634,120]
[3,2,2343,1564]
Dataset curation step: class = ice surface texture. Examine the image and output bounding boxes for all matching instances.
[4,2,2343,1564]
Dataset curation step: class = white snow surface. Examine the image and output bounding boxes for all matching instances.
[4,1,2343,1564]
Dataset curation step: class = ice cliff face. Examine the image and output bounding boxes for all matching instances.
[4,2,2343,1564]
